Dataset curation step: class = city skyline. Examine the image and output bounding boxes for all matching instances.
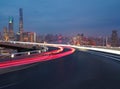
[0,0,120,37]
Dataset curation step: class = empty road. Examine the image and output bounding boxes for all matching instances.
[0,48,120,89]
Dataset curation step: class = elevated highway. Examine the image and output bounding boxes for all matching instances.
[0,41,120,89]
[0,41,42,52]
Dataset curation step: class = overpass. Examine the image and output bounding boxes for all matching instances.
[0,41,75,69]
[0,41,120,69]
[0,41,43,52]
[1,41,120,57]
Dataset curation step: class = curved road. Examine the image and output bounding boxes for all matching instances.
[0,48,120,89]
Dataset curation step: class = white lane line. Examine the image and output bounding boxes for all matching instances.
[89,51,120,61]
[0,83,17,89]
[89,51,120,58]
[72,46,120,55]
[101,55,120,61]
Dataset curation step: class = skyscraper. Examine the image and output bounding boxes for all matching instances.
[19,8,24,34]
[19,8,24,41]
[8,16,14,41]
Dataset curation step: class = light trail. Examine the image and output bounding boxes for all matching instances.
[43,46,63,55]
[4,41,120,55]
[0,47,75,68]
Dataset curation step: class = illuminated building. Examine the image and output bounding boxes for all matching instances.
[0,32,2,40]
[19,8,24,41]
[72,34,81,45]
[76,34,81,45]
[72,37,77,45]
[3,27,9,41]
[8,16,14,41]
[15,32,20,41]
[22,32,36,42]
[22,32,28,42]
[111,30,119,47]
[58,34,63,43]
[28,32,36,42]
[17,8,37,42]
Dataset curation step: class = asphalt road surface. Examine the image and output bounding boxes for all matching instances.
[0,48,120,89]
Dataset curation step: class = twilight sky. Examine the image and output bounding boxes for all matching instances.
[0,0,120,36]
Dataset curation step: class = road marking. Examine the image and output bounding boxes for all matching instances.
[88,51,120,61]
[0,47,75,68]
[76,47,120,61]
[0,83,17,89]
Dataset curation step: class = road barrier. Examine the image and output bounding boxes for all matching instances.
[1,41,120,55]
[0,47,48,60]
[69,45,120,55]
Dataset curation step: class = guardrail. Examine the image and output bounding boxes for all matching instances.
[1,41,120,55]
[68,45,120,55]
[81,45,120,51]
[0,46,48,60]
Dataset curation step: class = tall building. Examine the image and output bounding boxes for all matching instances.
[15,32,20,41]
[8,16,14,41]
[22,32,36,42]
[3,27,9,41]
[19,8,24,34]
[111,30,119,47]
[0,32,1,40]
[76,34,81,45]
[19,8,24,41]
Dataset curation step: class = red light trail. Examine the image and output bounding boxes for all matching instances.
[0,46,75,68]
